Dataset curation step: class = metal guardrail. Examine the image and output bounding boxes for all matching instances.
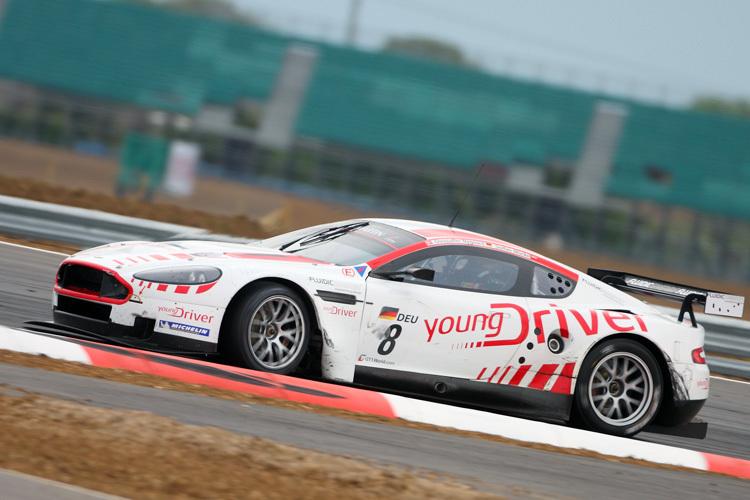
[705,356,750,380]
[704,328,750,359]
[0,195,207,247]
[1,195,749,378]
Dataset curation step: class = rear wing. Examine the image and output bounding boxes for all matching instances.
[587,268,745,327]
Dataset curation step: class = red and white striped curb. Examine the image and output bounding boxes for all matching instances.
[1,326,749,479]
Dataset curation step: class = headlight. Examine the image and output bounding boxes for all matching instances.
[133,266,222,285]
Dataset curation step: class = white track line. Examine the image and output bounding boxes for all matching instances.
[0,240,69,256]
[711,375,750,385]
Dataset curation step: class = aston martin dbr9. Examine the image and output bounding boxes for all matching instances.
[52,219,744,437]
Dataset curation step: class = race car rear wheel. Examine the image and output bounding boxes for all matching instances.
[227,283,310,375]
[574,339,662,437]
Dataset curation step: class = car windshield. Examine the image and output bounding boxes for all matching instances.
[257,221,423,266]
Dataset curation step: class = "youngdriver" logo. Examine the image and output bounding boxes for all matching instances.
[158,306,214,324]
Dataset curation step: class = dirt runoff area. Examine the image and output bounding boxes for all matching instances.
[0,389,507,500]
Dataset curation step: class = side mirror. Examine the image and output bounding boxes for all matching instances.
[405,266,435,282]
[372,266,434,282]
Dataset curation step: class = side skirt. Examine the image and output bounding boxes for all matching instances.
[354,366,572,421]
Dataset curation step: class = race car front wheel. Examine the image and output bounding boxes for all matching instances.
[574,339,662,437]
[226,283,311,375]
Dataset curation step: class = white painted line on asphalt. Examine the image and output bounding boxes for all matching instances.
[0,240,69,256]
[711,375,750,385]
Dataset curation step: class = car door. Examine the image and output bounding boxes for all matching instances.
[355,245,532,381]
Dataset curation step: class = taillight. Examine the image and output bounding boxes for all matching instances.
[692,347,706,364]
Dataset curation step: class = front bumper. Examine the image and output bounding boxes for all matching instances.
[54,294,217,353]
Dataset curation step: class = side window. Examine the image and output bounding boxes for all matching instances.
[531,266,575,297]
[399,254,519,293]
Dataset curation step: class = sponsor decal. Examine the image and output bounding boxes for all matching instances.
[358,227,387,238]
[158,306,214,323]
[424,303,529,347]
[333,282,364,294]
[705,292,744,318]
[342,268,356,277]
[532,307,647,343]
[323,305,358,318]
[309,277,334,286]
[425,304,648,348]
[358,227,401,245]
[379,307,399,320]
[354,265,368,277]
[357,354,396,366]
[158,320,210,337]
[426,238,531,259]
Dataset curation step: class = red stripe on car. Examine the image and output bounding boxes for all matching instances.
[366,241,430,269]
[508,365,531,386]
[496,366,512,384]
[410,229,578,281]
[550,362,576,394]
[527,363,559,390]
[196,282,218,294]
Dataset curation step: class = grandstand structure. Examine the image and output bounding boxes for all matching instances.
[0,0,749,280]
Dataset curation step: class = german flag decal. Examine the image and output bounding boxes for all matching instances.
[379,307,399,320]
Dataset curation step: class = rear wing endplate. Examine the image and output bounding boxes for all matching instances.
[587,268,745,327]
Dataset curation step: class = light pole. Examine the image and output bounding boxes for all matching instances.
[346,0,362,46]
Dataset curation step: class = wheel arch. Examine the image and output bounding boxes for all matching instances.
[219,277,322,364]
[571,332,672,420]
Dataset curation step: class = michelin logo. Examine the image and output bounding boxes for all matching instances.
[158,320,209,337]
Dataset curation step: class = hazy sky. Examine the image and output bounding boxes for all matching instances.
[232,0,750,106]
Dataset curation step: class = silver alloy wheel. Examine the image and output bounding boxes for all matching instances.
[247,294,305,370]
[587,351,654,427]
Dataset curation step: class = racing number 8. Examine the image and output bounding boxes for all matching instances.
[377,324,402,355]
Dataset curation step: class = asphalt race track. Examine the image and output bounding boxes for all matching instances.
[1,242,749,498]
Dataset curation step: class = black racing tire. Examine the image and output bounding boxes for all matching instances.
[225,283,311,375]
[574,339,662,437]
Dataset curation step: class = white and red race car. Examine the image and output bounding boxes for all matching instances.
[50,219,744,436]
